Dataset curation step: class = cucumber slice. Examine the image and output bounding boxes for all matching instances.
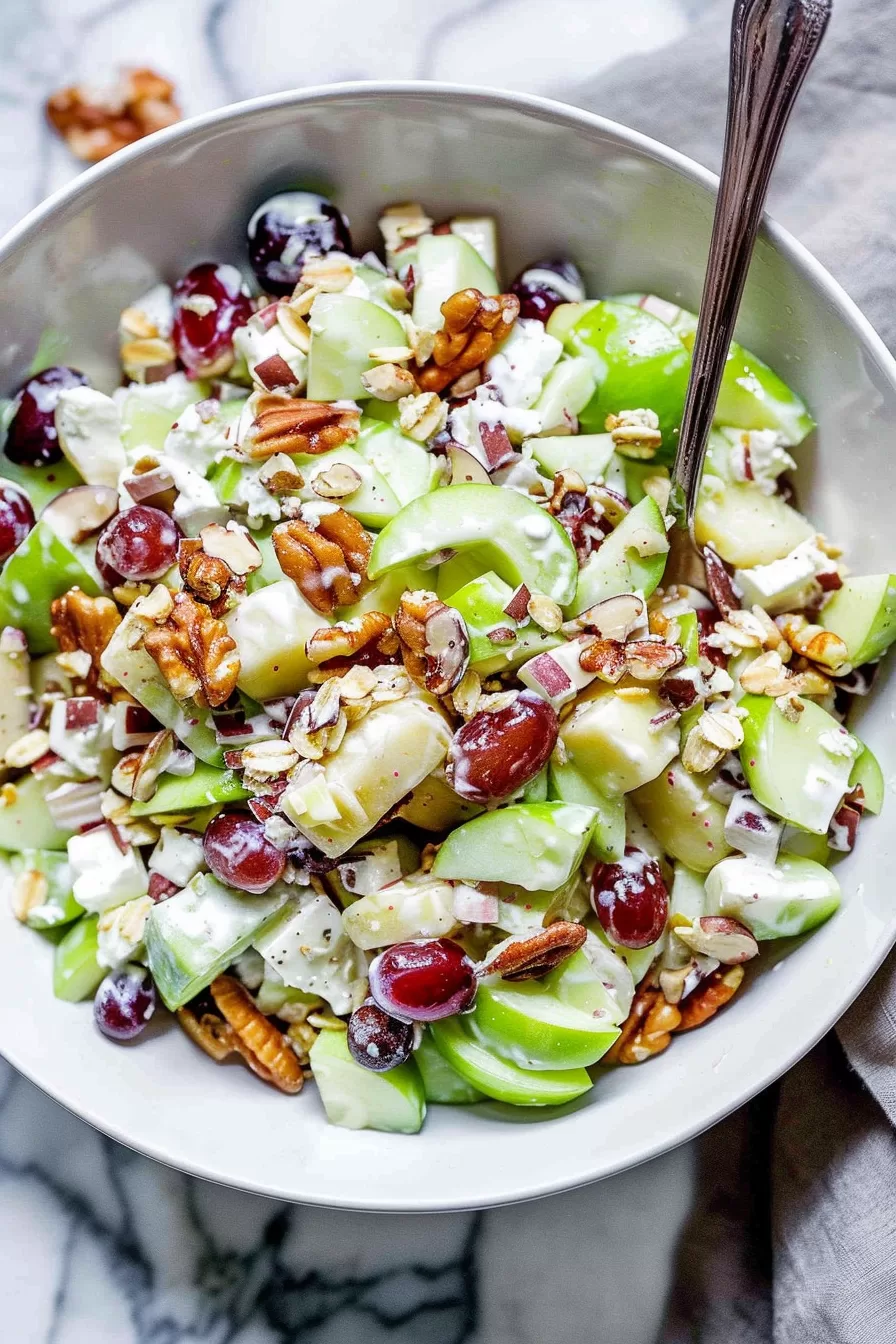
[355,418,442,507]
[0,455,81,514]
[560,685,680,796]
[415,1030,484,1104]
[706,851,841,939]
[53,914,104,1002]
[819,574,896,666]
[430,1016,593,1107]
[0,772,73,851]
[431,802,596,892]
[631,760,732,873]
[526,431,614,485]
[412,234,499,331]
[532,358,596,435]
[851,743,884,815]
[473,979,619,1070]
[307,294,408,401]
[740,694,861,834]
[446,570,562,675]
[8,849,82,929]
[145,872,288,1010]
[571,496,668,615]
[368,483,578,606]
[0,520,101,654]
[309,1027,426,1133]
[547,759,625,861]
[130,762,251,817]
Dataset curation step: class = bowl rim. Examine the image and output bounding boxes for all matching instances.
[2,80,895,1212]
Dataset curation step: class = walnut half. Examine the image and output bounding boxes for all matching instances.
[142,592,239,708]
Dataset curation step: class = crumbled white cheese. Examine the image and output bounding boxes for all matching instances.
[154,453,228,535]
[48,700,114,781]
[55,387,126,488]
[68,828,149,914]
[735,539,834,614]
[484,318,562,410]
[148,827,205,888]
[232,318,307,391]
[163,401,234,473]
[97,894,153,969]
[723,428,797,495]
[819,727,860,759]
[253,892,366,1015]
[223,462,282,527]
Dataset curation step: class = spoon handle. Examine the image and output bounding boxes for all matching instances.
[673,0,832,533]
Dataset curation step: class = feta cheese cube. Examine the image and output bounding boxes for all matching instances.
[55,387,126,488]
[148,827,205,888]
[735,539,834,614]
[253,892,366,1015]
[68,828,149,914]
[97,894,154,969]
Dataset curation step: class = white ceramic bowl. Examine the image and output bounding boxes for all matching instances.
[1,83,895,1212]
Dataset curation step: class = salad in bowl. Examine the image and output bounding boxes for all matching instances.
[0,188,890,1135]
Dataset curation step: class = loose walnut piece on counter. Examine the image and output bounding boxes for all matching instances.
[273,510,372,615]
[241,393,361,460]
[51,588,122,692]
[142,592,239,708]
[46,67,181,163]
[416,288,520,394]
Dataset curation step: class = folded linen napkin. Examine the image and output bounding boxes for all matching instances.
[568,2,896,1338]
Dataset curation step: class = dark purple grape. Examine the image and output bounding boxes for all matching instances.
[5,366,89,466]
[347,1002,414,1072]
[591,847,669,949]
[94,964,157,1041]
[510,259,586,323]
[203,811,286,893]
[247,191,352,295]
[0,483,35,562]
[171,263,253,377]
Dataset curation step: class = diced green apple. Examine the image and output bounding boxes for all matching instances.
[851,743,884,815]
[531,358,597,435]
[473,978,619,1070]
[0,772,73,851]
[431,802,596,892]
[430,1016,593,1107]
[282,696,452,859]
[631,760,732,872]
[487,875,590,936]
[144,872,288,1010]
[307,294,408,401]
[740,693,861,834]
[368,483,578,606]
[394,769,483,832]
[525,432,615,484]
[446,570,562,674]
[355,417,443,507]
[695,478,813,568]
[706,851,841,939]
[0,520,101,654]
[53,914,105,1002]
[820,575,896,666]
[571,496,668,614]
[414,1030,485,1105]
[547,759,626,861]
[0,624,32,755]
[118,375,205,457]
[292,445,400,528]
[0,455,81,514]
[225,579,324,703]
[412,233,499,330]
[545,938,633,1024]
[7,849,82,930]
[129,762,251,817]
[309,1027,426,1134]
[545,301,599,345]
[448,215,499,271]
[341,564,431,620]
[341,873,458,949]
[560,686,680,796]
[660,865,708,973]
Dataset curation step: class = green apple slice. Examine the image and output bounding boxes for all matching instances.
[560,685,680,796]
[430,1016,593,1107]
[53,914,105,1002]
[394,769,483,832]
[571,496,668,614]
[7,849,82,930]
[631,759,732,873]
[355,417,443,507]
[0,519,102,654]
[307,294,408,401]
[562,301,691,455]
[341,873,458,949]
[368,483,578,606]
[342,564,432,619]
[526,432,615,484]
[850,743,884,814]
[412,233,499,330]
[310,1028,426,1133]
[446,570,562,674]
[545,301,599,344]
[145,872,288,1010]
[415,1030,484,1105]
[740,693,862,834]
[473,978,619,1071]
[0,455,81,514]
[0,772,73,852]
[291,445,400,528]
[706,851,841,939]
[225,579,325,702]
[544,941,632,1024]
[118,375,206,457]
[547,758,625,861]
[819,574,896,666]
[431,802,596,892]
[129,762,252,817]
[695,477,813,568]
[532,358,597,435]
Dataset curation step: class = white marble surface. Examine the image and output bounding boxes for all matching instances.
[0,1,703,1340]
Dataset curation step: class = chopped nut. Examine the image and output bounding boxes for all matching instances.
[683,704,745,774]
[776,691,805,723]
[131,729,175,802]
[257,453,305,495]
[0,783,18,809]
[240,392,360,460]
[417,288,520,394]
[605,408,663,460]
[451,668,483,719]
[676,964,745,1031]
[368,345,414,363]
[378,202,434,256]
[486,922,587,981]
[10,869,49,922]
[526,593,564,633]
[299,253,355,292]
[395,591,470,695]
[273,510,371,615]
[143,592,239,708]
[46,66,180,163]
[703,545,741,619]
[274,302,312,353]
[624,640,684,682]
[241,739,300,789]
[120,336,177,384]
[568,592,646,642]
[605,981,681,1065]
[360,363,419,400]
[405,319,437,367]
[4,729,51,769]
[311,462,362,501]
[778,614,852,675]
[706,608,767,656]
[578,638,627,682]
[739,648,832,699]
[200,522,263,576]
[397,391,448,442]
[50,588,122,690]
[674,916,759,966]
[305,611,395,666]
[547,469,588,515]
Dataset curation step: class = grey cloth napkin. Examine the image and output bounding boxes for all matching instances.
[566,2,896,1339]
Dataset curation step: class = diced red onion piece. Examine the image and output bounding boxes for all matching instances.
[723,789,782,863]
[111,702,159,751]
[525,653,573,699]
[148,871,180,903]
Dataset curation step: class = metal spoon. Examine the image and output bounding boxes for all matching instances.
[670,0,832,550]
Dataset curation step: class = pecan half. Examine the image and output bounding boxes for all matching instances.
[486,922,587,982]
[143,592,239,708]
[46,67,181,162]
[604,981,681,1065]
[51,588,122,691]
[395,590,470,695]
[305,611,398,668]
[417,288,520,393]
[209,975,305,1093]
[676,964,745,1031]
[241,393,360,460]
[273,510,372,615]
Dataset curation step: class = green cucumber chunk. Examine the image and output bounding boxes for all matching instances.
[819,574,896,666]
[571,496,668,615]
[309,1027,426,1134]
[415,1031,484,1105]
[130,763,252,817]
[0,520,101,654]
[9,849,82,929]
[473,979,619,1070]
[53,915,105,1002]
[432,801,596,892]
[0,772,73,852]
[547,759,625,861]
[430,1017,593,1107]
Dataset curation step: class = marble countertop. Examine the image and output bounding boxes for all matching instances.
[1,0,886,1339]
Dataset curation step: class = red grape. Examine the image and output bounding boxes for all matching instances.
[247,191,352,295]
[95,505,180,585]
[369,938,477,1023]
[171,262,253,377]
[94,965,156,1041]
[0,483,35,562]
[590,846,669,949]
[5,366,89,466]
[203,811,286,894]
[347,1001,414,1072]
[510,259,585,323]
[447,691,558,803]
